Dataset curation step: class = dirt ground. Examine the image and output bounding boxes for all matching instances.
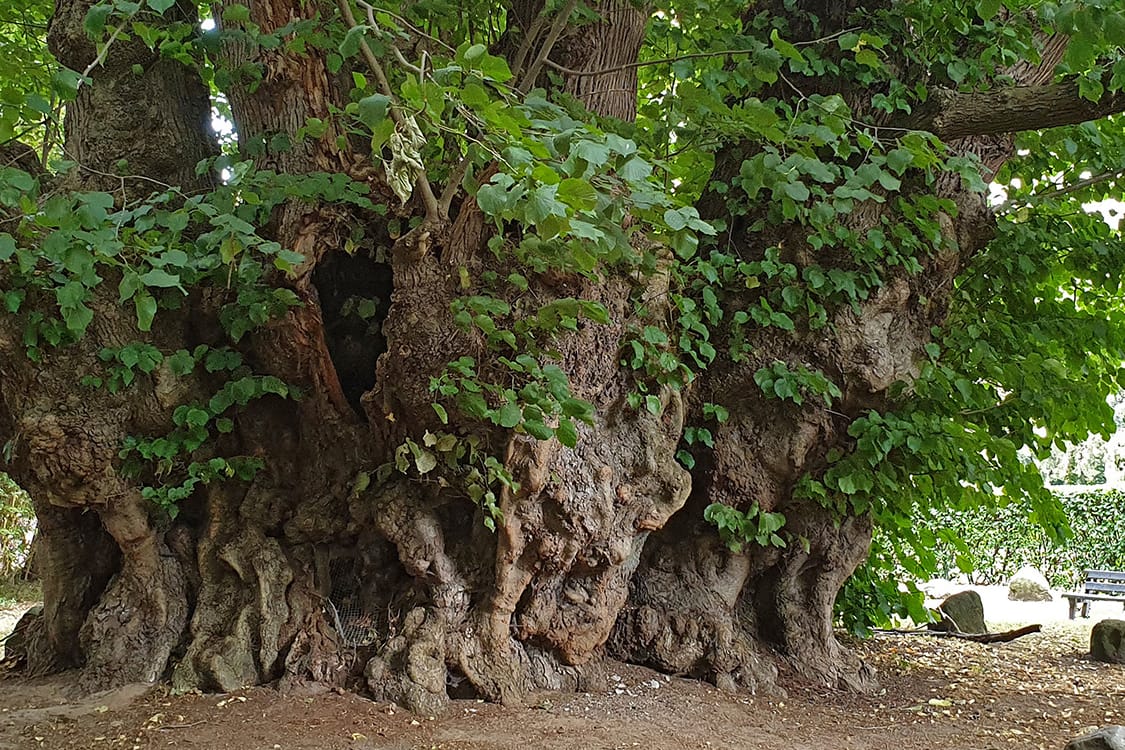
[1,588,1123,750]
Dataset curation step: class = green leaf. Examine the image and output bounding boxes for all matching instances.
[526,184,564,224]
[837,32,861,51]
[3,290,24,313]
[523,419,554,441]
[783,181,810,202]
[975,0,1002,19]
[770,29,804,64]
[619,157,652,182]
[556,178,597,211]
[480,54,513,83]
[135,292,157,331]
[886,148,914,174]
[663,208,688,231]
[84,4,112,36]
[339,25,367,58]
[643,326,669,345]
[222,4,251,23]
[561,398,596,424]
[413,448,438,474]
[357,93,391,129]
[556,417,578,448]
[578,301,610,325]
[497,402,522,428]
[854,49,881,69]
[147,0,176,12]
[167,350,195,376]
[140,268,182,289]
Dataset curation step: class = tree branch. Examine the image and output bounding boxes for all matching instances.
[336,0,441,223]
[900,80,1125,140]
[510,9,548,83]
[541,28,860,79]
[517,0,579,93]
[1032,167,1125,201]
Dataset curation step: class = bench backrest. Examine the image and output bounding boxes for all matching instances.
[1082,570,1125,596]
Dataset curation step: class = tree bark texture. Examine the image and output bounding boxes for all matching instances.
[1,0,1110,709]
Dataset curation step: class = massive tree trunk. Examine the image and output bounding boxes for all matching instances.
[1,0,1120,710]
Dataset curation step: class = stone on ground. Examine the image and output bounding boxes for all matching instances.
[1065,725,1125,750]
[1090,619,1125,664]
[937,590,986,634]
[1007,565,1052,601]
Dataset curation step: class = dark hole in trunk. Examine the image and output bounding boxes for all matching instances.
[312,250,393,414]
[446,664,481,699]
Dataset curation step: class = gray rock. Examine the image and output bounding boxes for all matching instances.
[1091,619,1125,664]
[1065,725,1125,750]
[938,590,986,634]
[1007,565,1053,601]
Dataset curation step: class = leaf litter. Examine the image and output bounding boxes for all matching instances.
[0,621,1121,749]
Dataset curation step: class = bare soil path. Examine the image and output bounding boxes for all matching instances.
[1,589,1122,749]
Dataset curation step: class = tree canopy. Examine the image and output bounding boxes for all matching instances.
[1,0,1124,706]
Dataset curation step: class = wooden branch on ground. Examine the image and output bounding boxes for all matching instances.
[942,624,1041,643]
[874,624,1042,643]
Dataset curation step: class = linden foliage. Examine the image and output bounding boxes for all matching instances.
[1,0,1124,628]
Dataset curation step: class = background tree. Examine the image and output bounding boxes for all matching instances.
[1,0,1123,709]
[1037,393,1125,485]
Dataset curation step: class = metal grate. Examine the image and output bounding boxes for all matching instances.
[325,556,380,647]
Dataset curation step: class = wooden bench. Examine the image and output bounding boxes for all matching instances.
[1062,570,1125,619]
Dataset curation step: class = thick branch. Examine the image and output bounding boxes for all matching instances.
[902,81,1125,140]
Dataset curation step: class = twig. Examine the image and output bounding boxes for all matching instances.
[159,721,207,731]
[361,4,422,75]
[355,1,455,53]
[336,0,440,223]
[82,8,141,82]
[1030,168,1125,202]
[541,27,861,79]
[518,0,579,93]
[510,11,548,82]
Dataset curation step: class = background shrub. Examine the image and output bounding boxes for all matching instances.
[0,473,34,581]
[928,488,1125,588]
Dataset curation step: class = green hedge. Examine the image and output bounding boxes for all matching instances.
[836,487,1125,635]
[0,473,34,580]
[929,487,1125,588]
